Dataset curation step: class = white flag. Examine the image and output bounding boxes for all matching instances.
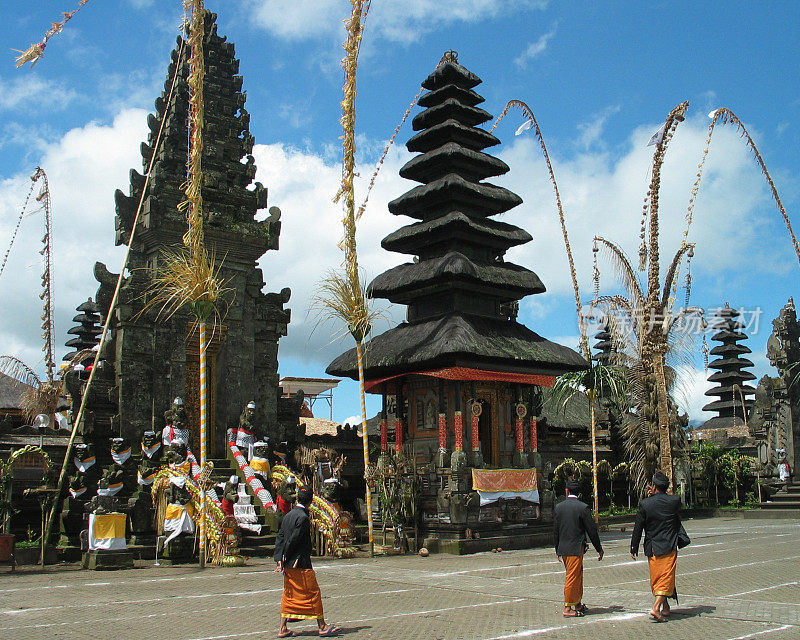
[647,123,665,147]
[708,109,720,119]
[515,119,534,136]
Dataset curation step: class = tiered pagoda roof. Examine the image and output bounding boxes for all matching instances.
[702,304,756,428]
[63,298,101,362]
[592,319,615,366]
[328,55,586,383]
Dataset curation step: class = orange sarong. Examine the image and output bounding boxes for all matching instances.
[563,554,584,607]
[648,550,677,597]
[281,568,324,620]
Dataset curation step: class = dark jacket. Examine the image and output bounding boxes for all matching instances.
[630,492,685,557]
[553,496,603,557]
[273,504,313,569]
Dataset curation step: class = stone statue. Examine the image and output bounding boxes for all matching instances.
[165,439,189,467]
[250,441,271,482]
[236,401,258,454]
[221,475,239,517]
[141,430,162,462]
[276,475,297,515]
[162,397,190,447]
[86,472,122,514]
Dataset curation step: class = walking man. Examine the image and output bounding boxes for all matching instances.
[630,471,689,623]
[274,487,340,637]
[553,480,604,617]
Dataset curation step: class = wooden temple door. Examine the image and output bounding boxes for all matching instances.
[476,386,501,467]
[185,323,226,458]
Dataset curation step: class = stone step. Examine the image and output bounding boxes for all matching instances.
[771,493,800,502]
[760,500,800,509]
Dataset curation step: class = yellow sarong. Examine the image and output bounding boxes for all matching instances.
[649,549,677,597]
[563,554,584,606]
[281,568,324,620]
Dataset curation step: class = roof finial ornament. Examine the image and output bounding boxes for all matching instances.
[442,50,458,63]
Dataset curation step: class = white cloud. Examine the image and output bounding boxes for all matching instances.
[514,24,557,68]
[576,105,620,150]
[0,102,794,422]
[243,0,547,43]
[0,110,146,377]
[672,364,714,424]
[0,76,77,112]
[497,112,791,304]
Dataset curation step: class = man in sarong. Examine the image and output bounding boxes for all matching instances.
[274,487,340,637]
[553,480,604,617]
[630,471,689,623]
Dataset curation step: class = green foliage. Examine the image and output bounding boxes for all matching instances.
[551,364,628,410]
[718,450,752,491]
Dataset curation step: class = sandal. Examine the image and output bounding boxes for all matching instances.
[563,610,584,618]
[319,625,341,637]
[278,632,295,638]
[649,612,667,623]
[576,603,588,614]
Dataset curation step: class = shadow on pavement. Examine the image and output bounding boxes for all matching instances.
[585,605,625,615]
[671,605,716,619]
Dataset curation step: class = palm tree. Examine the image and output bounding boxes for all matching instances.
[592,101,703,491]
[551,364,627,520]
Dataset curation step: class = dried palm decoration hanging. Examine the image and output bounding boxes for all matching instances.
[13,0,91,68]
[0,167,60,421]
[316,0,377,555]
[681,107,800,267]
[491,99,590,360]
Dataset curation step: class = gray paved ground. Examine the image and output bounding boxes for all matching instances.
[0,516,798,640]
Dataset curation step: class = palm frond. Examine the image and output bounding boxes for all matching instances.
[0,356,41,388]
[594,237,644,310]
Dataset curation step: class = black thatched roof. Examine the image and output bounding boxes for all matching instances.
[421,60,481,90]
[703,304,756,418]
[0,372,34,410]
[399,142,509,184]
[368,252,545,302]
[327,314,587,380]
[382,211,531,255]
[388,173,522,219]
[407,120,499,153]
[328,55,585,382]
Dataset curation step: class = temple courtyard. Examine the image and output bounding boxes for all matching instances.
[0,516,797,640]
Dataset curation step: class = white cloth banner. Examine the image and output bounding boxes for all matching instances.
[163,505,196,544]
[477,489,540,506]
[88,514,127,551]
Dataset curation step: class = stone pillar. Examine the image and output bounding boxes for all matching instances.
[470,400,484,468]
[395,416,404,452]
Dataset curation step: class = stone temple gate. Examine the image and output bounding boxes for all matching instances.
[68,12,300,456]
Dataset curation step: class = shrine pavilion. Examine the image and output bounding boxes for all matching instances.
[328,53,587,547]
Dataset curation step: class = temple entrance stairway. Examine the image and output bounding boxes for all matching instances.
[760,479,800,513]
[208,457,276,558]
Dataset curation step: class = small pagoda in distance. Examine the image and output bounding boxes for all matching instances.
[328,53,586,548]
[701,304,756,430]
[63,298,102,363]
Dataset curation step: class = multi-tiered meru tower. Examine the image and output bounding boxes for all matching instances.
[702,304,756,429]
[329,54,585,543]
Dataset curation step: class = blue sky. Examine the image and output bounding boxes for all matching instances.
[0,0,798,426]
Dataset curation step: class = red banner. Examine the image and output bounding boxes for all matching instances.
[471,468,538,492]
